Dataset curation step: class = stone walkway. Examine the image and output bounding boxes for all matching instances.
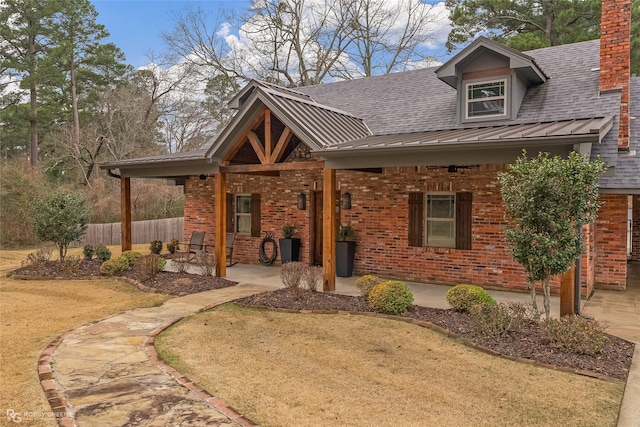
[42,263,640,426]
[44,284,273,426]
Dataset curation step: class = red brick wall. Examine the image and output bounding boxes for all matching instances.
[594,194,628,288]
[184,177,216,248]
[632,195,640,262]
[183,165,587,294]
[600,0,631,149]
[337,165,559,293]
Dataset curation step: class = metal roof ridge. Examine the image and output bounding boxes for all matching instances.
[257,86,366,122]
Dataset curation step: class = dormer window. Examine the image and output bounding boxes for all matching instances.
[465,79,506,119]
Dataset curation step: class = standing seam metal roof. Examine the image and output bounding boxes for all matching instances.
[319,117,613,152]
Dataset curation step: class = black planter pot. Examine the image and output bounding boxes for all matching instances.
[279,238,301,263]
[336,240,356,277]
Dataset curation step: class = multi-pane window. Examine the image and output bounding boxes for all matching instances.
[408,192,471,250]
[235,194,252,234]
[426,194,455,247]
[465,80,506,119]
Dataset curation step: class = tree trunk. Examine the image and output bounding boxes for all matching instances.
[543,279,551,320]
[28,34,38,168]
[529,280,538,313]
[70,57,80,148]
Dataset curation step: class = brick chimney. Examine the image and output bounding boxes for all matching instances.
[600,0,632,150]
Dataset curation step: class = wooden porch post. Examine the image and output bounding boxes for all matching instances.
[215,172,227,277]
[560,263,575,316]
[121,177,132,252]
[323,168,336,291]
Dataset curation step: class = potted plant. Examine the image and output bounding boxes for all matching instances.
[336,225,356,277]
[279,225,301,264]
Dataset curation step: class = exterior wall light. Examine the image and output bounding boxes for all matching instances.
[298,193,306,210]
[342,192,352,210]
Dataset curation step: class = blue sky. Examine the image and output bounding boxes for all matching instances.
[92,0,250,68]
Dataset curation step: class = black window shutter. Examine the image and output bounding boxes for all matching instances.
[226,193,234,233]
[408,192,424,247]
[251,193,261,237]
[456,192,472,250]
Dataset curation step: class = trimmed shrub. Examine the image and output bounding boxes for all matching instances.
[60,255,82,275]
[302,265,322,292]
[94,244,112,262]
[280,262,306,293]
[355,274,383,298]
[121,251,142,267]
[82,244,95,260]
[99,256,129,276]
[470,303,517,338]
[22,247,53,267]
[446,284,496,312]
[150,240,163,254]
[166,238,180,254]
[544,316,611,355]
[196,252,217,276]
[134,254,165,280]
[368,281,414,314]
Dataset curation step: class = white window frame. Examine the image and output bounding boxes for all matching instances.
[464,79,507,120]
[425,193,456,248]
[235,194,252,235]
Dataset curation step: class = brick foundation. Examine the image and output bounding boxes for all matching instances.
[594,194,628,289]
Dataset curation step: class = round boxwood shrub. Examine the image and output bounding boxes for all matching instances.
[355,274,383,298]
[99,256,130,276]
[121,250,142,267]
[446,284,496,312]
[94,244,112,262]
[367,280,414,314]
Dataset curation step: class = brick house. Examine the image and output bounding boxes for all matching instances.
[103,0,638,296]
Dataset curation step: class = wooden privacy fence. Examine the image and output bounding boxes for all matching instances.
[75,217,184,247]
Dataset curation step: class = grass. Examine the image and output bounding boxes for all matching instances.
[157,304,624,427]
[0,245,170,427]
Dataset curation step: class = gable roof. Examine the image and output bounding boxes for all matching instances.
[296,40,616,136]
[434,36,548,88]
[102,39,636,190]
[204,85,371,161]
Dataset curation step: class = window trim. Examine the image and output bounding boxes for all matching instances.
[425,192,456,248]
[234,194,253,235]
[464,78,508,120]
[408,191,472,250]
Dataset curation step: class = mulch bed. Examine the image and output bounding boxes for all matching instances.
[239,288,635,382]
[11,261,635,381]
[12,260,236,296]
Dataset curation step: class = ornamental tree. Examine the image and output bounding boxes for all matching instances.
[498,151,606,319]
[30,191,91,261]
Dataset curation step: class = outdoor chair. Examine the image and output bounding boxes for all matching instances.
[176,231,206,262]
[226,232,237,266]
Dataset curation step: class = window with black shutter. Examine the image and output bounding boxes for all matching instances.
[408,191,472,250]
[233,193,261,236]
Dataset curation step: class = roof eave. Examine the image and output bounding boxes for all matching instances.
[316,135,598,169]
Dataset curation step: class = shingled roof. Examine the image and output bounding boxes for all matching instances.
[599,77,640,193]
[102,39,637,191]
